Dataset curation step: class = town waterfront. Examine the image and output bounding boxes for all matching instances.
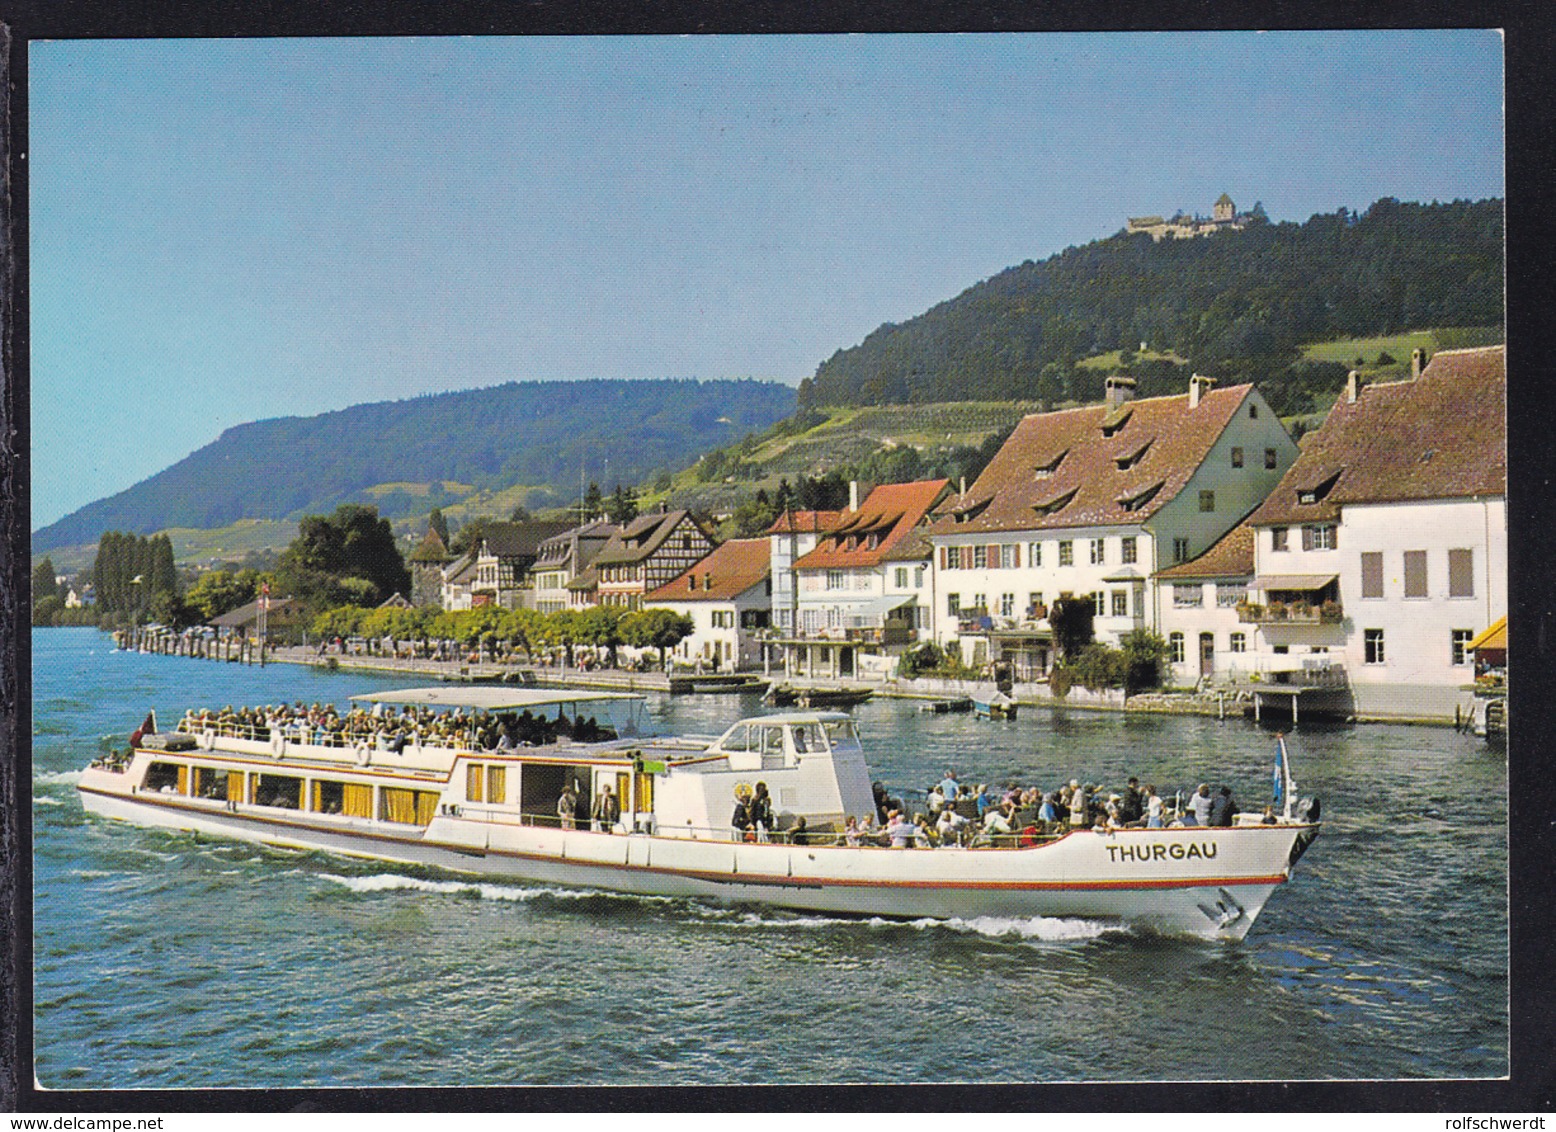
[32,627,1507,1087]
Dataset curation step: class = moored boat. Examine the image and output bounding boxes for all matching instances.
[920,696,974,714]
[77,687,1319,939]
[973,690,1018,720]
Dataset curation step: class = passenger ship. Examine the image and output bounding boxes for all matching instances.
[76,687,1320,940]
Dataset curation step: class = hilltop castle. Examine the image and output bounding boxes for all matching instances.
[1127,193,1248,241]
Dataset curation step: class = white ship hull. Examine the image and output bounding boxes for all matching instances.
[79,769,1306,940]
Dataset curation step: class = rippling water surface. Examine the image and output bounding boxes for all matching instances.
[31,628,1508,1087]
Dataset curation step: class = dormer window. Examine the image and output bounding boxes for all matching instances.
[951,497,992,524]
[1101,410,1133,438]
[1031,488,1077,517]
[1296,471,1342,506]
[1034,450,1068,479]
[1117,481,1164,513]
[1115,439,1153,471]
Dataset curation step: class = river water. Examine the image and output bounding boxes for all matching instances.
[30,627,1507,1087]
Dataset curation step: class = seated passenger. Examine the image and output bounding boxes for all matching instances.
[885,810,920,848]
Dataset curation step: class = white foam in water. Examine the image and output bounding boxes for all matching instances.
[34,770,83,786]
[320,872,587,903]
[33,796,63,807]
[704,906,1114,942]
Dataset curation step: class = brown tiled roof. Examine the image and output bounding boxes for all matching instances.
[408,527,452,563]
[482,520,576,558]
[210,596,298,628]
[881,528,934,564]
[593,510,713,567]
[1248,346,1505,527]
[566,564,600,593]
[646,538,771,603]
[1155,517,1255,580]
[766,510,844,535]
[793,479,950,570]
[927,385,1254,536]
[445,552,479,585]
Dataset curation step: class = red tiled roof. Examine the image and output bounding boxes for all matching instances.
[766,510,844,535]
[927,385,1254,535]
[647,538,771,603]
[793,480,950,570]
[1155,517,1256,579]
[1248,346,1505,527]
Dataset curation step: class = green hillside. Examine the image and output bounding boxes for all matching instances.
[803,197,1502,410]
[34,378,797,553]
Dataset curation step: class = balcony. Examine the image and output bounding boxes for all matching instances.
[1236,600,1343,626]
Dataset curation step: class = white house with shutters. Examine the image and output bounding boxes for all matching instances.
[924,374,1299,678]
[1243,347,1506,722]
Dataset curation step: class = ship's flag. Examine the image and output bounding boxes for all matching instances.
[129,710,157,747]
[1273,733,1296,817]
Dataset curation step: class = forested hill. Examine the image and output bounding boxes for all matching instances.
[800,197,1503,407]
[34,379,797,551]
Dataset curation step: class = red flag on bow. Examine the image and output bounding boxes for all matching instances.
[128,710,157,748]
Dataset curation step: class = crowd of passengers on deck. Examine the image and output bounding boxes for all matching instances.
[175,703,617,751]
[726,770,1263,849]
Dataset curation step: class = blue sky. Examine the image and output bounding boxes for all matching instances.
[29,31,1504,530]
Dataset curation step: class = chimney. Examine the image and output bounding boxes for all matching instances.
[1188,373,1217,408]
[1105,376,1137,412]
[959,476,967,498]
[1346,369,1361,404]
[848,480,859,512]
[1411,348,1426,379]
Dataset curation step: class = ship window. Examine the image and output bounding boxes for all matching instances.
[381,786,439,825]
[145,762,185,794]
[487,766,507,805]
[192,766,227,800]
[342,783,373,818]
[791,722,827,755]
[312,779,345,814]
[254,773,303,810]
[762,727,786,757]
[467,763,485,802]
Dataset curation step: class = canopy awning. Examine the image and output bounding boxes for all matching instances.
[1468,616,1507,652]
[351,687,645,711]
[843,593,915,623]
[1253,574,1338,592]
[1101,567,1147,583]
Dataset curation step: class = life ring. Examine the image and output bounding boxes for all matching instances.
[355,742,371,767]
[200,729,215,751]
[270,731,286,759]
[734,782,754,802]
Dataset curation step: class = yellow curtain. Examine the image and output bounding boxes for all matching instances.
[487,766,506,805]
[342,783,373,818]
[176,765,188,795]
[381,787,417,824]
[227,771,244,802]
[310,781,322,812]
[414,791,439,826]
[466,764,484,802]
[634,773,654,813]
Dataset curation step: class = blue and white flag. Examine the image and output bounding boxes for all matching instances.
[1273,734,1296,818]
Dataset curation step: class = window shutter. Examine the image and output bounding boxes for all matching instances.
[1403,550,1428,598]
[1301,526,1314,551]
[940,547,948,569]
[1361,552,1383,599]
[1448,548,1474,597]
[987,544,1000,569]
